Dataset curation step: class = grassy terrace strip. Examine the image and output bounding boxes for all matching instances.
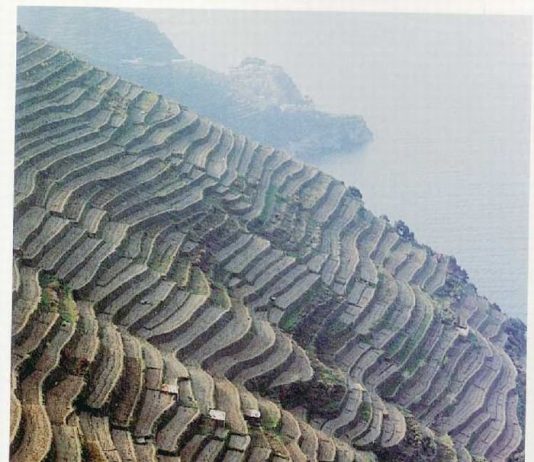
[10,29,525,462]
[85,321,124,409]
[11,264,41,336]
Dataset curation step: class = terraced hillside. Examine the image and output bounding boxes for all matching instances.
[11,28,525,462]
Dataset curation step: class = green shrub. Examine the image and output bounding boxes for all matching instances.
[359,401,372,423]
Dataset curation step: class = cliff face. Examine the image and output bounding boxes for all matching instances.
[11,29,525,462]
[17,6,372,164]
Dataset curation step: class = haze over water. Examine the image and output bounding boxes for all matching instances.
[132,9,531,321]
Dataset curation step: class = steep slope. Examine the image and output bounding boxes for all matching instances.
[17,5,182,65]
[17,6,372,163]
[12,28,524,462]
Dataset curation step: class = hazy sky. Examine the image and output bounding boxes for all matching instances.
[131,9,531,320]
